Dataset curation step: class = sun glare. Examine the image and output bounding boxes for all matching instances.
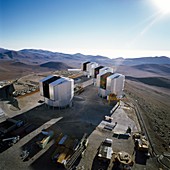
[153,0,170,14]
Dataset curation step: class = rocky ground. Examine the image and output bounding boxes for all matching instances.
[125,80,170,153]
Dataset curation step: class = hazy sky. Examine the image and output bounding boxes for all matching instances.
[0,0,170,58]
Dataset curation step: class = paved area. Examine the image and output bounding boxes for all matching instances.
[0,85,113,170]
[0,78,160,170]
[77,102,137,170]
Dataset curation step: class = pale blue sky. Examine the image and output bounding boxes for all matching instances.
[0,0,170,58]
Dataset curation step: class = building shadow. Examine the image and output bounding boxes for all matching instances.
[134,150,148,165]
[91,153,110,170]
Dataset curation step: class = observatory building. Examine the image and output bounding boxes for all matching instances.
[86,62,99,77]
[81,61,91,72]
[99,67,114,74]
[39,75,74,107]
[97,71,125,98]
[93,66,104,78]
[96,71,113,97]
[106,73,125,98]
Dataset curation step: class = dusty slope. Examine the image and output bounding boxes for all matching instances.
[0,61,72,81]
[125,80,170,153]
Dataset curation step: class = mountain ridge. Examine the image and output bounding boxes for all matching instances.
[0,48,170,66]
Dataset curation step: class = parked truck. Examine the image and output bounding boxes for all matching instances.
[133,132,150,157]
[98,138,113,164]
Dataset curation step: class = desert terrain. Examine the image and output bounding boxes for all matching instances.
[0,50,170,169]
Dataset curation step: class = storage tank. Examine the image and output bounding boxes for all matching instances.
[106,73,125,98]
[39,75,74,107]
[86,62,99,77]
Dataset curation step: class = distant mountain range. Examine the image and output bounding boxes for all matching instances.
[0,48,170,67]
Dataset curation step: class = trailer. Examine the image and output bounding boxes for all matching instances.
[52,133,88,169]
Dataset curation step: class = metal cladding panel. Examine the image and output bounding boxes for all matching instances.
[41,75,61,99]
[100,72,113,89]
[96,70,112,87]
[89,63,99,76]
[39,75,53,97]
[46,77,74,107]
[108,74,125,97]
[96,74,101,87]
[39,81,43,96]
[86,63,92,72]
[39,75,54,83]
[99,67,114,74]
[106,73,120,92]
[50,78,65,100]
[86,62,98,73]
[82,61,90,71]
[96,72,105,87]
[94,66,104,78]
[98,88,107,97]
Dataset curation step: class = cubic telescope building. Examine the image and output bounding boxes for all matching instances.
[39,75,74,107]
[97,71,125,98]
[81,61,125,98]
[106,73,125,98]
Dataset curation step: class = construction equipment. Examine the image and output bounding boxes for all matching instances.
[98,138,113,163]
[133,133,149,153]
[108,93,128,105]
[20,150,30,160]
[36,130,54,149]
[1,136,20,146]
[108,93,120,105]
[52,133,88,169]
[114,151,134,170]
[74,85,84,95]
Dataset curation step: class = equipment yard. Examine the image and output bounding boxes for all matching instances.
[0,71,168,170]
